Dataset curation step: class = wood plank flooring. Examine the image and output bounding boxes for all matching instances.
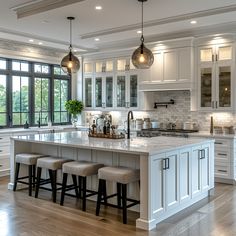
[0,177,236,236]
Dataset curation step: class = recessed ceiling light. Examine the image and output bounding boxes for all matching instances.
[95,6,102,10]
[73,49,78,52]
[38,42,43,45]
[29,39,34,42]
[190,20,197,24]
[95,38,100,41]
[137,30,142,34]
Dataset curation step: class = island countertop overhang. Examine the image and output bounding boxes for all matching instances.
[10,131,215,156]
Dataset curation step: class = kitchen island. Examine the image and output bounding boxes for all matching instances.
[9,131,214,230]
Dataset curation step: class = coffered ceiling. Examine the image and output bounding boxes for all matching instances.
[1,0,236,54]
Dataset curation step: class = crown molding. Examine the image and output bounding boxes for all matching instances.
[0,27,97,53]
[91,21,236,53]
[12,0,86,19]
[80,4,236,39]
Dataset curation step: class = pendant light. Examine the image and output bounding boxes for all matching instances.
[132,0,154,69]
[61,16,80,75]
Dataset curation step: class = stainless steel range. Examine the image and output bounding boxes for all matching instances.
[137,128,198,138]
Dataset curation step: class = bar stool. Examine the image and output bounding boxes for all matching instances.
[35,156,71,203]
[60,161,104,211]
[96,166,140,224]
[13,153,46,196]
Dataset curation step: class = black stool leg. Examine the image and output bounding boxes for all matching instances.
[72,174,79,198]
[32,165,36,188]
[82,176,87,211]
[96,179,103,216]
[78,176,82,198]
[13,163,20,191]
[60,173,68,206]
[35,167,42,198]
[122,184,127,224]
[49,170,57,203]
[28,165,33,196]
[117,183,122,207]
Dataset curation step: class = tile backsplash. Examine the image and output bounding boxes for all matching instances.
[83,90,235,131]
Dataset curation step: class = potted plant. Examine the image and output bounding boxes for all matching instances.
[65,99,84,127]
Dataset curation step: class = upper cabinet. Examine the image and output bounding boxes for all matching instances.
[83,58,146,110]
[139,45,193,91]
[197,43,233,111]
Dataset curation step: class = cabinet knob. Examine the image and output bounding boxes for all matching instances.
[199,149,205,159]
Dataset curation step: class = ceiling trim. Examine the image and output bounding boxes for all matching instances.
[12,0,85,19]
[0,27,97,52]
[92,21,236,52]
[80,4,236,39]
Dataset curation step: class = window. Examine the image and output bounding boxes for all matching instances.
[53,79,69,123]
[12,61,29,72]
[34,77,49,125]
[12,76,29,125]
[0,58,71,127]
[0,75,7,126]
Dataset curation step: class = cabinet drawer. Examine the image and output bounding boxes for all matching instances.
[0,135,11,144]
[0,157,10,171]
[215,149,230,162]
[215,163,231,178]
[215,139,231,148]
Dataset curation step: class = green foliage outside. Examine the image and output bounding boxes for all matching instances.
[65,99,84,117]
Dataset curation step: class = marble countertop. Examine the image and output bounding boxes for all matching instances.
[11,131,214,155]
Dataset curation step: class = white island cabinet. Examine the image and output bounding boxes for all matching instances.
[9,132,214,231]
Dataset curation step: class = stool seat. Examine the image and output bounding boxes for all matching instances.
[63,161,104,176]
[37,157,70,170]
[16,153,46,165]
[98,166,140,184]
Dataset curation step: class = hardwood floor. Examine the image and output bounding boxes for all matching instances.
[0,177,236,236]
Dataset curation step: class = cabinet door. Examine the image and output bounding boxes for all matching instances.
[95,77,103,108]
[199,47,214,63]
[199,66,214,109]
[116,75,126,108]
[191,145,201,197]
[178,48,191,82]
[128,74,138,108]
[200,144,210,191]
[217,45,232,61]
[105,76,113,108]
[150,52,163,82]
[163,50,178,82]
[165,151,179,211]
[84,77,93,108]
[179,148,191,203]
[151,156,165,218]
[216,64,232,109]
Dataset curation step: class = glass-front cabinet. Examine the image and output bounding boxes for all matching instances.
[115,73,138,109]
[198,44,233,111]
[83,58,138,110]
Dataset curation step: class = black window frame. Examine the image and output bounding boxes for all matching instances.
[0,58,71,128]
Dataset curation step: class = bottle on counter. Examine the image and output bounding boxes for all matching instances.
[106,120,111,134]
[91,120,96,134]
[103,121,107,135]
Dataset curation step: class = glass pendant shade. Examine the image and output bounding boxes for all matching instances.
[61,50,80,75]
[132,0,154,69]
[132,42,154,69]
[61,16,80,75]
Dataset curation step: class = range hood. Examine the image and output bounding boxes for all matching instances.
[139,81,192,91]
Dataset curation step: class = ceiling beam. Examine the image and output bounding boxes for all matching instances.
[80,4,236,39]
[12,0,86,19]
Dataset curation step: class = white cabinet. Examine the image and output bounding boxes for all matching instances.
[191,143,210,198]
[139,47,192,91]
[150,142,213,224]
[197,44,233,111]
[115,72,138,109]
[0,134,11,177]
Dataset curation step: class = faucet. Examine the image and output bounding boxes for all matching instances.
[127,110,134,139]
[37,110,42,128]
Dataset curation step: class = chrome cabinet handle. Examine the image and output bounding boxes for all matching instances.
[212,55,214,62]
[215,101,218,109]
[215,142,223,145]
[212,101,215,108]
[162,159,167,170]
[217,169,227,173]
[199,149,205,159]
[218,153,227,156]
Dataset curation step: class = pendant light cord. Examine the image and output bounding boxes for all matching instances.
[141,0,144,43]
[69,18,72,49]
